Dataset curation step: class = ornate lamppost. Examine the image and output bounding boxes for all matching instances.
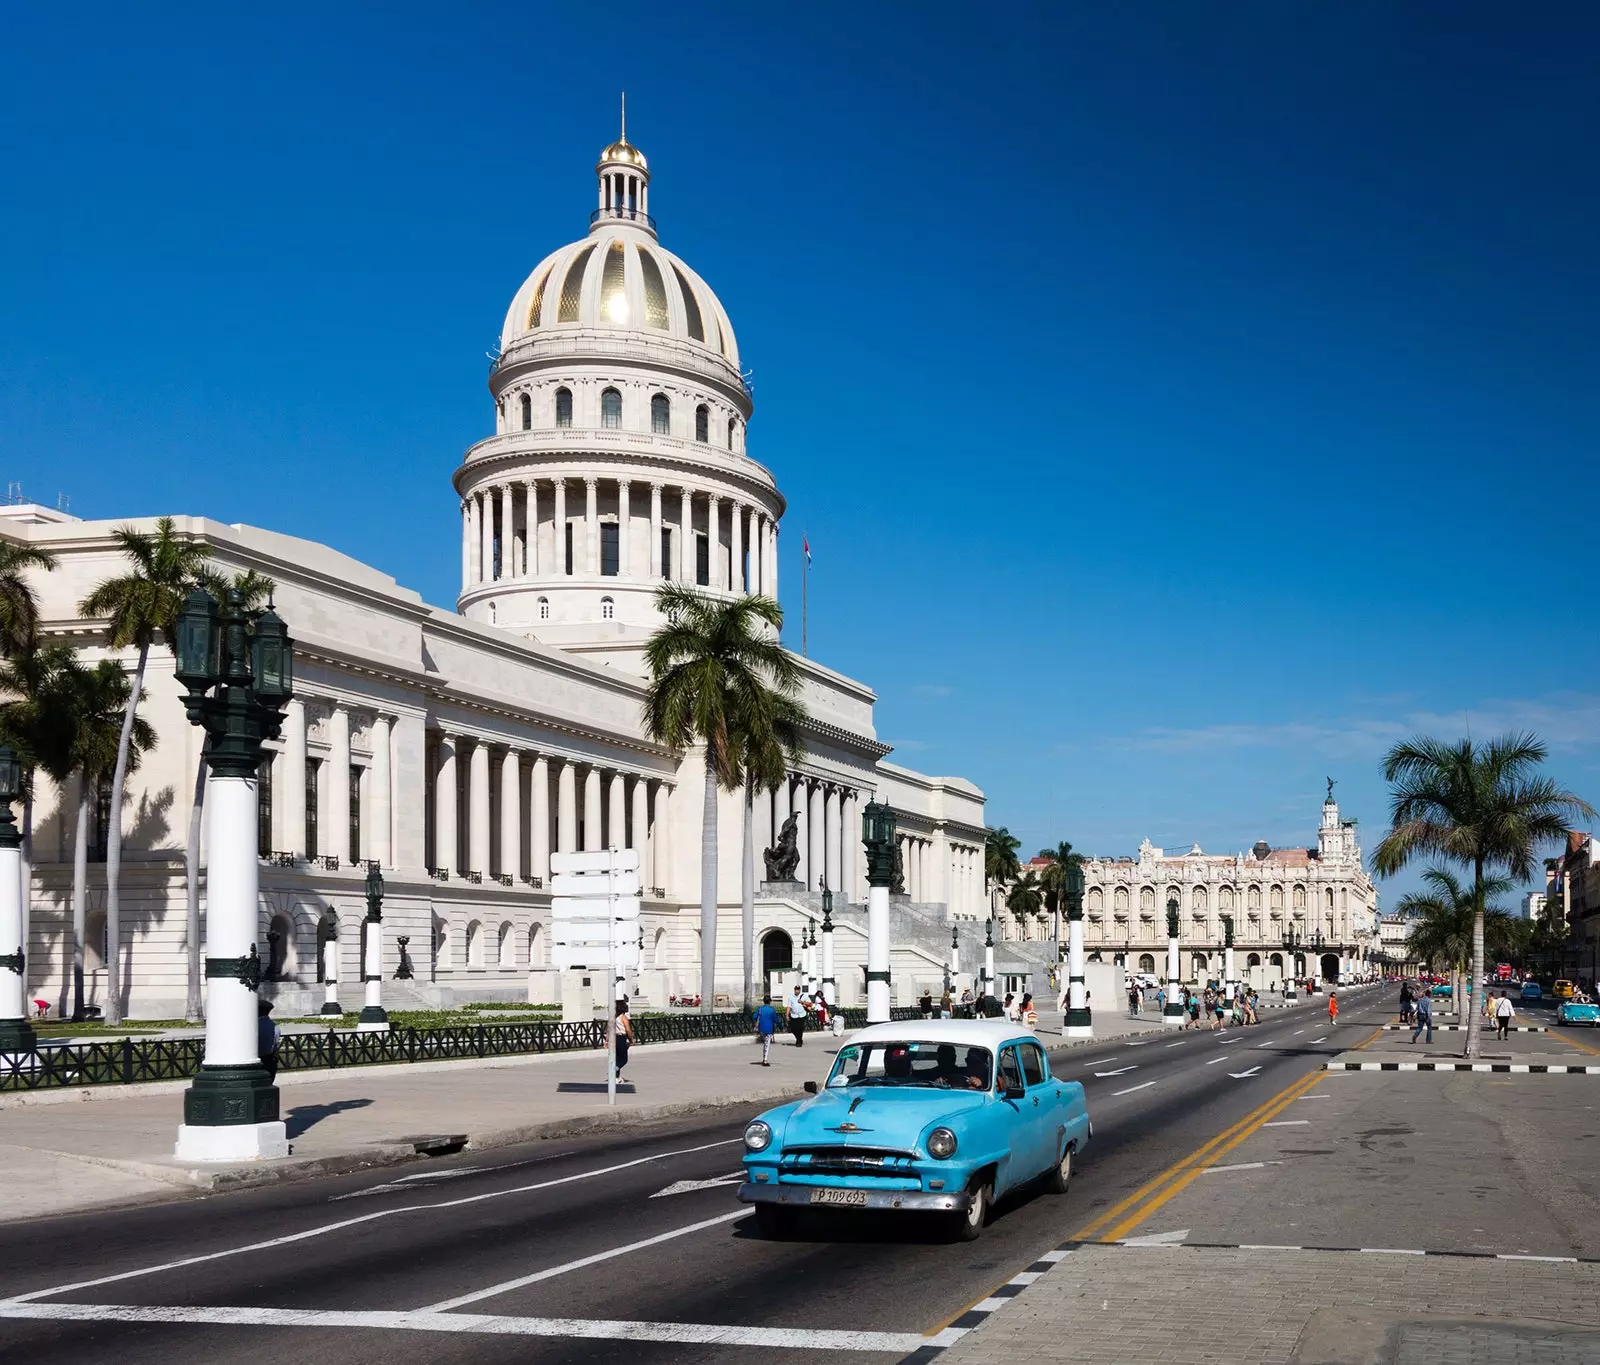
[1221,914,1236,998]
[861,799,896,1023]
[0,745,36,1055]
[806,919,819,995]
[358,863,388,1032]
[172,585,293,1161]
[945,923,959,999]
[982,916,995,1003]
[819,884,836,1010]
[1282,921,1301,1000]
[1163,897,1184,1026]
[1064,864,1091,1038]
[1309,928,1325,995]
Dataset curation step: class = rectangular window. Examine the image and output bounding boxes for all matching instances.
[258,754,274,856]
[564,521,574,575]
[696,533,709,586]
[600,522,619,577]
[91,777,112,862]
[349,765,362,864]
[660,527,672,579]
[305,758,320,860]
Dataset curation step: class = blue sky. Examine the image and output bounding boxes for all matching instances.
[5,3,1597,905]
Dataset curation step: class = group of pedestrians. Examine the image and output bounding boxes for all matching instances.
[1170,982,1262,1030]
[750,985,836,1063]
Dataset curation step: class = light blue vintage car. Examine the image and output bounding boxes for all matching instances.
[1556,999,1600,1027]
[738,1019,1091,1240]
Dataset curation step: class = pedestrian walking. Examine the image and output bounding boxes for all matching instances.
[940,989,953,1019]
[1003,992,1017,1022]
[1411,992,1433,1045]
[753,994,779,1065]
[1186,990,1200,1030]
[614,996,633,1084]
[1494,990,1515,1041]
[257,999,280,1083]
[1128,982,1141,1019]
[1327,991,1338,1026]
[920,989,934,1020]
[787,985,809,1047]
[1020,993,1037,1029]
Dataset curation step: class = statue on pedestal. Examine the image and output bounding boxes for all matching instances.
[393,935,415,981]
[891,843,905,896]
[763,812,801,882]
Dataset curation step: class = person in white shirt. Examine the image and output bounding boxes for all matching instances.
[786,986,810,1048]
[1493,991,1515,1041]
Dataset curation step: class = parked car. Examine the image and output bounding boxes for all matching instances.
[738,1020,1091,1242]
[1429,982,1454,997]
[1553,980,1576,1001]
[1520,981,1543,1002]
[1556,1000,1600,1027]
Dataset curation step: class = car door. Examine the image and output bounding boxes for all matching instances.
[994,1043,1041,1192]
[1016,1041,1061,1176]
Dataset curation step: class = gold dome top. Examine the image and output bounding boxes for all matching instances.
[599,138,648,170]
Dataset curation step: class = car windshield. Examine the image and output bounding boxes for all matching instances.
[826,1040,994,1091]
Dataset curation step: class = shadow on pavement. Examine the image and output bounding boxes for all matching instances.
[285,1097,374,1139]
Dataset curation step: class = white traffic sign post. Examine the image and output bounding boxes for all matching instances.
[550,847,640,1106]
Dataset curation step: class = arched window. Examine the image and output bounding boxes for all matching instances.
[727,418,736,450]
[651,392,670,434]
[1137,953,1156,974]
[537,596,550,620]
[555,388,573,428]
[695,404,709,443]
[601,387,622,428]
[528,923,546,968]
[600,596,615,620]
[519,393,531,431]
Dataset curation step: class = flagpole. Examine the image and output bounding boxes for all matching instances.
[802,532,808,657]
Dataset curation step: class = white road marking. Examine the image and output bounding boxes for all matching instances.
[1497,1254,1578,1263]
[1111,1081,1156,1096]
[1164,1041,1186,1048]
[1216,1037,1242,1046]
[0,1302,927,1351]
[1296,1093,1329,1100]
[1124,1041,1150,1047]
[650,1174,745,1198]
[9,1138,744,1304]
[1198,1161,1272,1174]
[1205,1056,1230,1066]
[1229,1067,1263,1079]
[1309,1036,1329,1044]
[1358,1248,1425,1255]
[1094,1066,1138,1077]
[1293,1029,1305,1035]
[1262,1120,1309,1127]
[1086,1057,1119,1067]
[1119,1229,1189,1246]
[1255,1039,1278,1047]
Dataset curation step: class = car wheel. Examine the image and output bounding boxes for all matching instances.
[753,1204,794,1239]
[954,1180,991,1242]
[1046,1143,1073,1194]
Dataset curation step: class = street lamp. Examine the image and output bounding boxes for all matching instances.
[1064,863,1091,1038]
[1163,896,1183,1026]
[358,863,388,1032]
[1221,914,1236,999]
[861,800,897,1023]
[819,884,836,1011]
[173,585,294,1162]
[0,743,36,1054]
[1281,922,1301,1000]
[983,915,995,1004]
[945,922,958,999]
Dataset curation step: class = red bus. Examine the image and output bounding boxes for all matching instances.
[1495,962,1514,982]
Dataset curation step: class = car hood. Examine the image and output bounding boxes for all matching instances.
[773,1086,989,1150]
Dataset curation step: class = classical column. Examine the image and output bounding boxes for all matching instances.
[525,480,539,576]
[369,714,392,867]
[583,767,602,851]
[607,770,626,852]
[649,484,663,580]
[630,776,648,869]
[824,785,841,895]
[842,790,858,902]
[467,739,490,875]
[769,521,779,604]
[793,778,809,886]
[435,735,458,875]
[480,490,494,585]
[585,478,599,575]
[651,781,671,894]
[460,500,472,593]
[618,480,631,577]
[326,705,350,864]
[500,485,514,581]
[467,496,481,586]
[808,782,824,893]
[282,698,306,857]
[747,514,761,595]
[707,494,722,590]
[499,748,521,880]
[556,760,577,854]
[731,501,744,593]
[552,478,568,576]
[531,754,551,882]
[756,784,774,868]
[679,488,693,582]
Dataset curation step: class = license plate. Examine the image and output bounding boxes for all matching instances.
[809,1187,868,1207]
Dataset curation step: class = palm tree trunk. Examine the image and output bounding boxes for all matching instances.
[184,755,207,1022]
[103,642,148,1027]
[741,783,755,1012]
[1465,856,1485,1060]
[699,744,718,1014]
[72,780,90,1020]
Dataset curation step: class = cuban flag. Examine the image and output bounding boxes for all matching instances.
[803,534,812,566]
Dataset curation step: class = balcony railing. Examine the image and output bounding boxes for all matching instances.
[590,205,656,232]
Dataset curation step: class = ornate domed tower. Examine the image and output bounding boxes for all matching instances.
[454,121,783,670]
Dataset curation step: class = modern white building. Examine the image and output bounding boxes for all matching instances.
[11,128,987,1018]
[1070,792,1380,989]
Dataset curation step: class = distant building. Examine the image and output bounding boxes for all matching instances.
[1548,833,1600,984]
[1379,913,1417,972]
[1521,892,1547,922]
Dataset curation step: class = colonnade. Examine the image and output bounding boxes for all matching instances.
[755,776,860,902]
[430,734,671,894]
[461,477,778,598]
[273,698,393,868]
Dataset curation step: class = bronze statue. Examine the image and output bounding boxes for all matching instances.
[763,811,801,881]
[264,928,288,981]
[393,935,415,981]
[1326,776,1336,801]
[891,842,905,895]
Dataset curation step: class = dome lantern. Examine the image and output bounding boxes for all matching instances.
[593,92,654,239]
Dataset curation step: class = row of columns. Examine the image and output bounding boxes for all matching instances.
[755,775,860,901]
[461,478,778,597]
[432,734,672,892]
[276,698,394,867]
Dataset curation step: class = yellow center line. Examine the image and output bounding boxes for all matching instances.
[1349,1025,1384,1053]
[1551,1028,1600,1057]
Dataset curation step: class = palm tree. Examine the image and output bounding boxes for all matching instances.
[180,569,274,1021]
[985,827,1022,916]
[63,661,155,1019]
[1037,840,1085,945]
[1397,867,1515,1010]
[1374,732,1593,1059]
[78,518,211,1024]
[0,539,58,658]
[643,584,805,1013]
[1006,870,1044,939]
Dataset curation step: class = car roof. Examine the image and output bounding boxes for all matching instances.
[846,1020,1036,1050]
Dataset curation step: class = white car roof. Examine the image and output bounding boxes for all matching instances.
[846,1019,1036,1050]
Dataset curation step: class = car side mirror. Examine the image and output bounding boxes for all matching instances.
[1004,1083,1026,1101]
[803,1080,818,1095]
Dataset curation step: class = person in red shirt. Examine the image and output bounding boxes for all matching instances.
[1327,991,1338,1025]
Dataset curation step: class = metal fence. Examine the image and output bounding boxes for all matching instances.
[0,1004,922,1093]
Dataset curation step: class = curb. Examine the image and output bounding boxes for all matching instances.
[1379,1024,1547,1032]
[1325,1060,1600,1073]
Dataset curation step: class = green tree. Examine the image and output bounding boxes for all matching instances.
[180,569,274,1021]
[1374,732,1593,1060]
[1006,869,1044,933]
[78,518,211,1024]
[643,585,804,1013]
[62,661,155,1019]
[1037,840,1085,943]
[1397,867,1516,1008]
[984,827,1022,916]
[0,539,58,659]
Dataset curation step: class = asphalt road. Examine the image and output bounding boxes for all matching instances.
[0,989,1380,1365]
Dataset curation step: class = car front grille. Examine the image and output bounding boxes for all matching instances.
[780,1145,918,1178]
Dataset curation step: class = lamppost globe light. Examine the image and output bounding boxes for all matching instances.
[0,743,21,805]
[175,584,223,694]
[364,862,385,908]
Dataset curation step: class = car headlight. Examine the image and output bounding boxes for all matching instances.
[927,1127,958,1159]
[744,1120,772,1152]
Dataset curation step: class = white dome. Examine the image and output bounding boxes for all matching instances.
[500,229,740,368]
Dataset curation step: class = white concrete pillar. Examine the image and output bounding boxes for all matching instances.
[678,488,692,582]
[842,790,858,903]
[531,755,551,882]
[769,521,779,603]
[749,514,763,595]
[585,478,599,575]
[434,735,457,874]
[794,779,809,886]
[707,494,722,590]
[553,479,567,576]
[526,480,539,576]
[583,767,602,851]
[731,501,744,593]
[607,770,626,851]
[824,785,841,894]
[867,880,890,1024]
[630,776,648,868]
[467,496,481,586]
[649,483,663,580]
[369,714,392,867]
[479,490,494,585]
[500,485,513,581]
[499,748,521,880]
[651,781,671,895]
[1165,932,1183,1026]
[808,782,824,894]
[468,739,490,875]
[556,760,576,854]
[460,500,471,593]
[326,705,350,864]
[618,480,631,577]
[282,698,306,857]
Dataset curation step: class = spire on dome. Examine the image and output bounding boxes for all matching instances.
[594,94,654,236]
